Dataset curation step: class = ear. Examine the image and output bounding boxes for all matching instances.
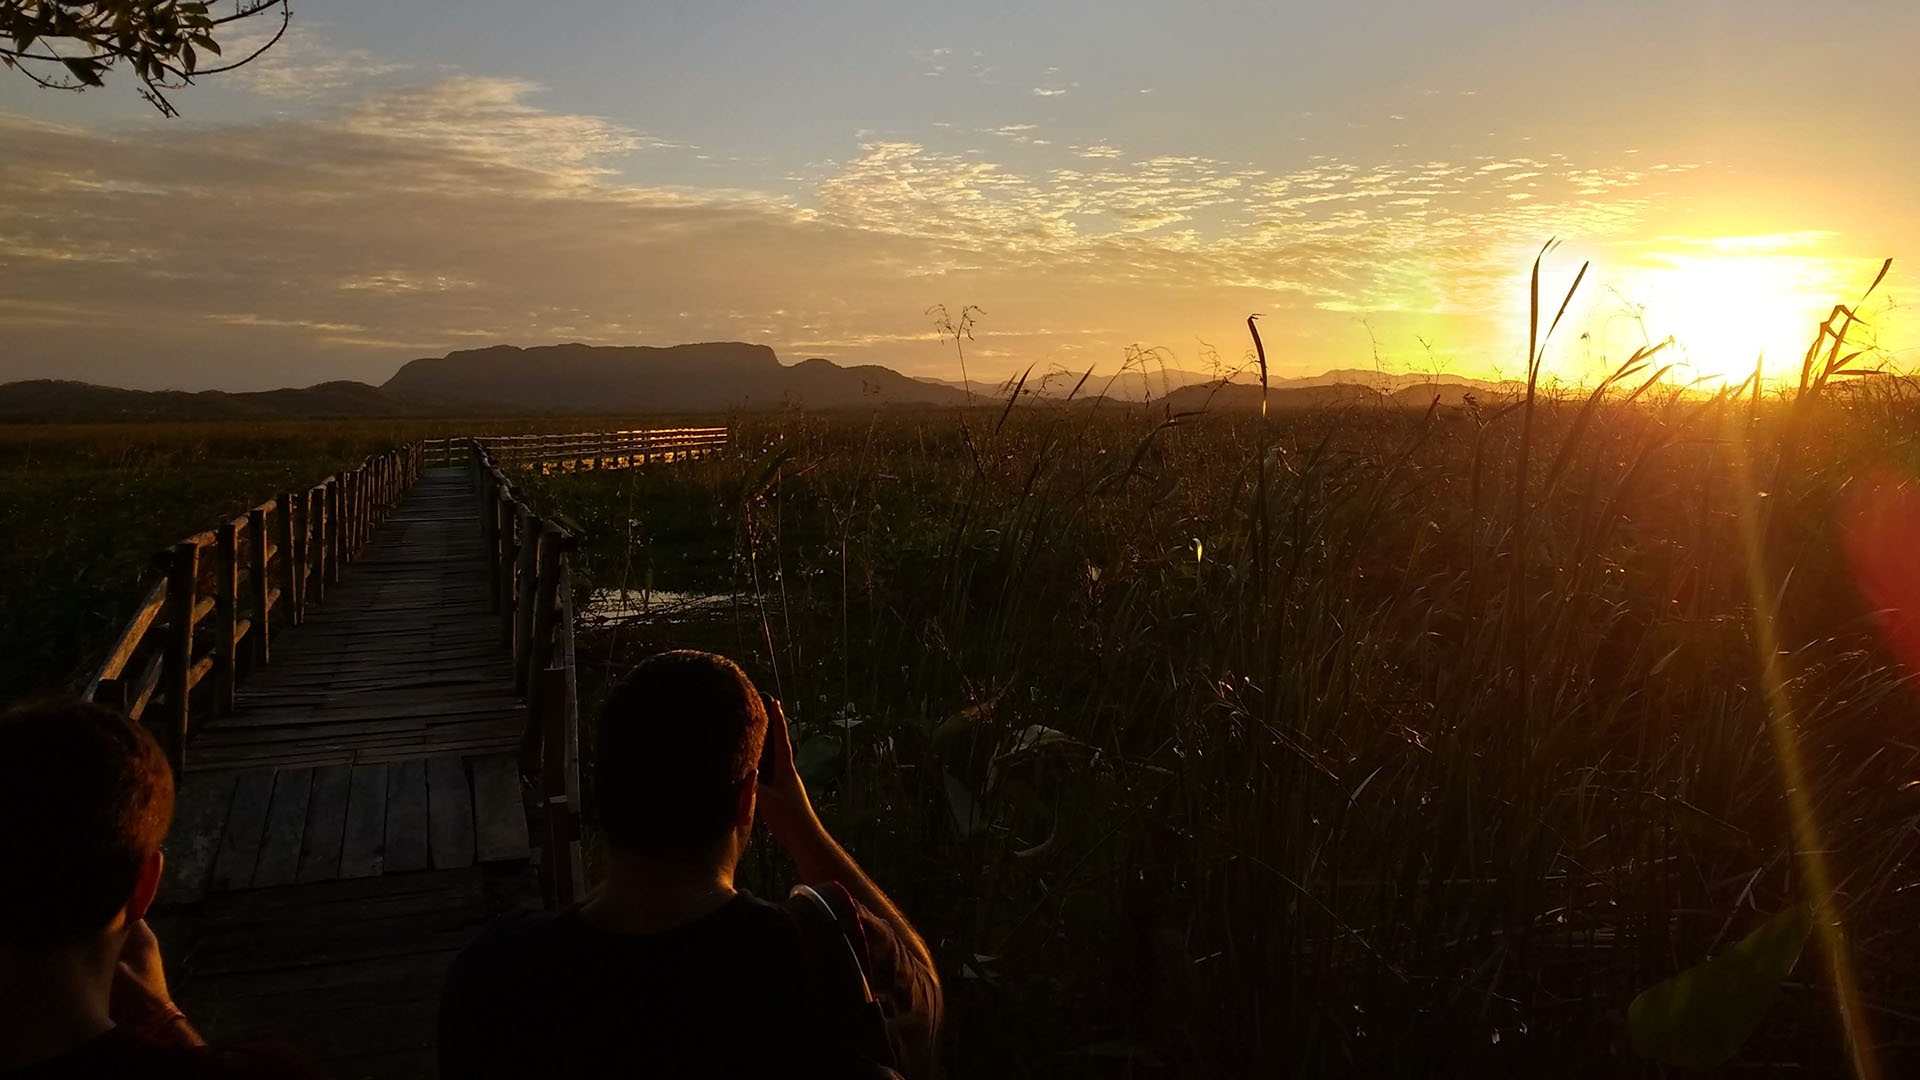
[735,773,758,832]
[126,849,164,924]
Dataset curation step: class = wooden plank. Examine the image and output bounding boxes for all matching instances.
[158,769,238,905]
[297,764,353,884]
[384,760,431,873]
[471,754,529,863]
[250,767,313,888]
[87,578,166,691]
[340,763,389,879]
[426,757,475,870]
[210,768,276,892]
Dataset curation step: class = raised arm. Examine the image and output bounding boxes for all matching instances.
[755,695,942,1072]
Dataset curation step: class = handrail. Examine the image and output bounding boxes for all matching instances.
[466,439,584,907]
[477,427,728,473]
[467,428,730,906]
[86,442,427,773]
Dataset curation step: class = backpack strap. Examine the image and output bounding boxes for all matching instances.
[785,883,900,1074]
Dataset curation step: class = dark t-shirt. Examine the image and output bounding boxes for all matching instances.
[438,890,936,1079]
[1,1029,317,1079]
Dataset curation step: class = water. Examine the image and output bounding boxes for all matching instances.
[585,588,770,623]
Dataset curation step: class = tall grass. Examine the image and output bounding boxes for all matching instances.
[536,300,1920,1075]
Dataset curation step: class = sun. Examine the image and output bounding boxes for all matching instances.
[1610,246,1858,385]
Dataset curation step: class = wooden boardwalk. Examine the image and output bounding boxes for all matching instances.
[152,468,541,1079]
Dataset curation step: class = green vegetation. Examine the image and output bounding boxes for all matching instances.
[526,375,1920,1075]
[9,278,1919,1074]
[0,417,718,701]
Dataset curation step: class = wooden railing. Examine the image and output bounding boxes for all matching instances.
[479,427,728,473]
[467,440,586,908]
[85,444,426,773]
[421,437,462,468]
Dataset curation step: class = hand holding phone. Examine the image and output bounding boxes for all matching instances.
[755,691,819,848]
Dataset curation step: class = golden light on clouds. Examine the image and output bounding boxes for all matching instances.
[0,69,1911,390]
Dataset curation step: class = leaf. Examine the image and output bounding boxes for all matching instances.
[61,57,105,87]
[1001,724,1075,757]
[944,771,985,838]
[1628,905,1812,1068]
[931,694,1001,754]
[792,734,841,792]
[739,445,794,504]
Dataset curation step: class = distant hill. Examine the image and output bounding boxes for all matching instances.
[920,367,1240,403]
[1157,379,1515,412]
[2,342,1526,422]
[384,342,967,412]
[0,379,453,421]
[1269,369,1520,394]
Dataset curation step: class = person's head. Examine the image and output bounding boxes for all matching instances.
[0,698,174,953]
[595,651,768,867]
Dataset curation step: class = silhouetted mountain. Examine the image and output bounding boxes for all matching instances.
[920,367,1243,403]
[1388,382,1517,407]
[1269,369,1519,394]
[1155,379,1517,412]
[0,379,451,421]
[383,342,968,412]
[2,346,1528,422]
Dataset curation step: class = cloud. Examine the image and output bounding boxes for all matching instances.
[0,78,1802,389]
[225,23,405,100]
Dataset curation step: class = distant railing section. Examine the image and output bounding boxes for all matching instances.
[422,437,461,468]
[478,427,729,473]
[86,445,426,773]
[467,440,585,908]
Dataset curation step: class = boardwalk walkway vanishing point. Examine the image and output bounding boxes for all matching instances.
[81,428,728,1078]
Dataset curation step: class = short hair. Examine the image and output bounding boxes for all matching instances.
[0,697,175,948]
[594,651,768,859]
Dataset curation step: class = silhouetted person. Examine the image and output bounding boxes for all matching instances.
[0,698,317,1078]
[439,651,942,1078]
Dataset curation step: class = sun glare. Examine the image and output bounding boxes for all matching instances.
[1612,247,1858,385]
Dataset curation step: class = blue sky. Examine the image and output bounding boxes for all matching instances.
[2,0,1915,389]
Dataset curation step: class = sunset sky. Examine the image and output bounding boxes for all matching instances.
[2,0,1915,391]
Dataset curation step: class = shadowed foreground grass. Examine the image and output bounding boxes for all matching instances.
[531,378,1920,1077]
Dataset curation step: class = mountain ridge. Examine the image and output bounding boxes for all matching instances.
[1,341,1525,420]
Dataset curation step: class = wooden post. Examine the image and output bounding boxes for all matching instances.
[249,506,271,667]
[512,506,539,692]
[313,484,331,598]
[161,542,197,775]
[345,470,359,560]
[326,478,343,583]
[344,471,358,559]
[524,525,563,719]
[537,665,573,907]
[499,497,520,647]
[303,487,318,608]
[281,493,301,626]
[95,675,130,716]
[213,521,238,716]
[482,481,501,613]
